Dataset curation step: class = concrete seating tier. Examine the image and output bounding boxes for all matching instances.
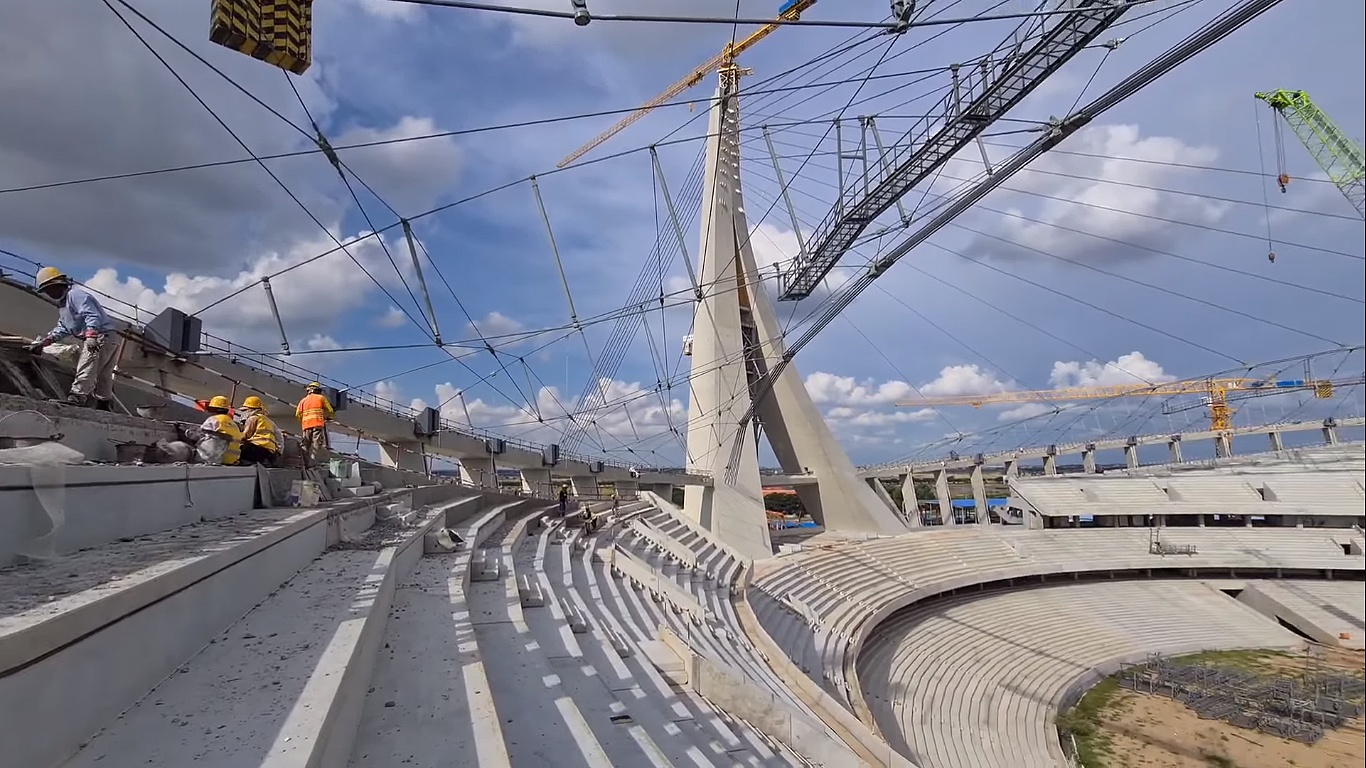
[857,580,1301,768]
[1237,579,1366,650]
[1,482,484,768]
[1010,470,1366,518]
[748,527,1363,712]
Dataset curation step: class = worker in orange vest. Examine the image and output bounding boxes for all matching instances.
[295,382,335,468]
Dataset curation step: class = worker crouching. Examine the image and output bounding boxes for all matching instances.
[296,382,334,468]
[198,395,242,466]
[236,395,281,466]
[26,266,118,410]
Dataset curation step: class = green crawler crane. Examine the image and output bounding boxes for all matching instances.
[1255,89,1365,218]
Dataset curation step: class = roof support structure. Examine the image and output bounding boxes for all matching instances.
[779,0,1132,300]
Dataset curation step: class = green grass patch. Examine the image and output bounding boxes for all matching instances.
[1056,677,1122,767]
[1172,648,1293,673]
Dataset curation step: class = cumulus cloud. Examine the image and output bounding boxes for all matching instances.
[376,306,408,328]
[85,228,407,351]
[966,124,1228,263]
[469,311,528,347]
[333,116,464,213]
[804,351,1176,439]
[421,376,686,457]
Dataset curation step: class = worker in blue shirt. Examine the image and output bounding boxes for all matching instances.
[25,266,119,410]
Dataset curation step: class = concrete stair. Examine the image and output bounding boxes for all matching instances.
[0,478,505,768]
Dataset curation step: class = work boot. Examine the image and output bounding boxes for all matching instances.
[58,393,90,407]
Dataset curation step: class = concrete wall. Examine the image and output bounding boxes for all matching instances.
[0,464,258,565]
[0,395,180,463]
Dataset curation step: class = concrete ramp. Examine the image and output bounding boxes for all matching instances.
[1238,580,1366,649]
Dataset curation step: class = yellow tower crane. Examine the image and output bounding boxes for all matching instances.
[896,377,1340,434]
[556,0,817,169]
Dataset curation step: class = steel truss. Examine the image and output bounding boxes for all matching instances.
[779,0,1132,300]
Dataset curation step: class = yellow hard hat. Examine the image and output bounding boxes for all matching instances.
[208,395,231,409]
[35,266,68,291]
[242,396,265,410]
[307,381,322,390]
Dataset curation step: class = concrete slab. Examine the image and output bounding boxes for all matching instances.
[0,463,259,566]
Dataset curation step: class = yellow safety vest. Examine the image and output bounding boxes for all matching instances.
[244,413,279,453]
[205,413,242,466]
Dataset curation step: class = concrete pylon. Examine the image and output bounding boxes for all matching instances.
[682,75,907,559]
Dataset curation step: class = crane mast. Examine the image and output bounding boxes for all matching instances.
[1254,89,1365,217]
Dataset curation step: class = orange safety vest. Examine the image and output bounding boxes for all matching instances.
[296,392,334,431]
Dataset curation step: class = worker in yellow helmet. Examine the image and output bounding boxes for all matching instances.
[237,395,280,466]
[25,266,119,410]
[197,395,241,466]
[295,382,334,468]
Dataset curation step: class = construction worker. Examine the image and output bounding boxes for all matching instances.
[557,483,570,517]
[25,266,118,410]
[295,382,334,468]
[198,395,241,466]
[611,488,620,512]
[237,396,280,466]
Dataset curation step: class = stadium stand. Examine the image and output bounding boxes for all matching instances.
[1008,470,1365,526]
[856,580,1304,768]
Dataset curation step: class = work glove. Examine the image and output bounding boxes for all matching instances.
[83,331,103,352]
[25,337,49,354]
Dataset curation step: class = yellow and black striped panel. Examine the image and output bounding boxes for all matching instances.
[209,0,313,75]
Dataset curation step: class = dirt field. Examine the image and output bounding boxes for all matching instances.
[1062,648,1366,768]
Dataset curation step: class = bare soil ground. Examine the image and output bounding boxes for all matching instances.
[1066,648,1366,768]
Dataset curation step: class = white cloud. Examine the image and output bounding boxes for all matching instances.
[803,351,1177,442]
[351,0,423,21]
[1048,351,1174,388]
[469,311,528,347]
[997,403,1051,422]
[85,228,405,351]
[968,124,1228,263]
[376,306,408,328]
[919,365,1014,398]
[421,376,686,457]
[373,379,402,406]
[306,334,342,352]
[333,116,464,214]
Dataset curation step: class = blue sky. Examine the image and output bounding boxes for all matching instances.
[1,0,1362,466]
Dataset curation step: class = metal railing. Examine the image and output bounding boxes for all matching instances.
[0,256,697,475]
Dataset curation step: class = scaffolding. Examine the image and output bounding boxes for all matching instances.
[1117,651,1365,744]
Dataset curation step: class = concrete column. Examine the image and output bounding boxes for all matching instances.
[459,456,498,490]
[1042,455,1057,476]
[902,473,924,527]
[1214,433,1232,458]
[1322,420,1339,445]
[1268,430,1284,452]
[867,478,901,521]
[970,465,989,525]
[520,467,553,498]
[615,479,639,500]
[1168,439,1183,463]
[571,475,599,499]
[1123,444,1139,469]
[379,441,426,473]
[1081,447,1096,474]
[649,483,676,501]
[934,469,953,526]
[1003,459,1019,478]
